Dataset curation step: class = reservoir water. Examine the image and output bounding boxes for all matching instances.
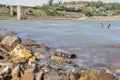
[0,20,120,76]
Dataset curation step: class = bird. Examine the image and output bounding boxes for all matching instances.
[107,24,111,28]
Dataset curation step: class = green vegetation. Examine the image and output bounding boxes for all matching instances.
[80,1,120,16]
[36,1,120,17]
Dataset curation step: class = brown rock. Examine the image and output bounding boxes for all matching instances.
[1,36,21,51]
[44,71,61,80]
[21,72,35,80]
[0,36,4,42]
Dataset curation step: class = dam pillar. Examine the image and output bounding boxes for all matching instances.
[10,6,13,16]
[17,5,21,20]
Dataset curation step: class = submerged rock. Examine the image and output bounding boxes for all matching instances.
[22,39,40,48]
[50,56,71,63]
[1,36,21,51]
[55,49,76,59]
[0,28,15,36]
[41,45,49,51]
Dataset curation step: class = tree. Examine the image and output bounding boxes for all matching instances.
[48,0,53,6]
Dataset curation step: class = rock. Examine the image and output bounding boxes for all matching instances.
[44,71,61,80]
[11,64,20,77]
[24,63,39,73]
[0,35,4,42]
[34,52,45,59]
[10,44,34,61]
[50,56,71,63]
[0,44,8,53]
[21,72,35,80]
[0,66,10,75]
[0,65,11,80]
[36,71,44,80]
[1,36,21,51]
[29,56,36,62]
[0,52,10,59]
[79,70,118,80]
[55,49,76,59]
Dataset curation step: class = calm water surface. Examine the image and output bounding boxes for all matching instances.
[0,20,120,76]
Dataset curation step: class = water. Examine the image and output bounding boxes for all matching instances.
[0,20,120,75]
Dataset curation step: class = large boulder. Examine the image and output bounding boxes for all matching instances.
[1,36,21,51]
[10,44,35,62]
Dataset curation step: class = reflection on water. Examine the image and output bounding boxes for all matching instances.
[0,20,120,76]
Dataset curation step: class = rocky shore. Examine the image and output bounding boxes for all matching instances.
[0,28,119,80]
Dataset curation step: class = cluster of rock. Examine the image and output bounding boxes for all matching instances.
[0,29,119,80]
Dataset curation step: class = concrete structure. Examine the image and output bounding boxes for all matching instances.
[0,4,37,20]
[10,6,13,16]
[17,5,21,19]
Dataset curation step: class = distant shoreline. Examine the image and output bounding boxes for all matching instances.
[0,16,120,20]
